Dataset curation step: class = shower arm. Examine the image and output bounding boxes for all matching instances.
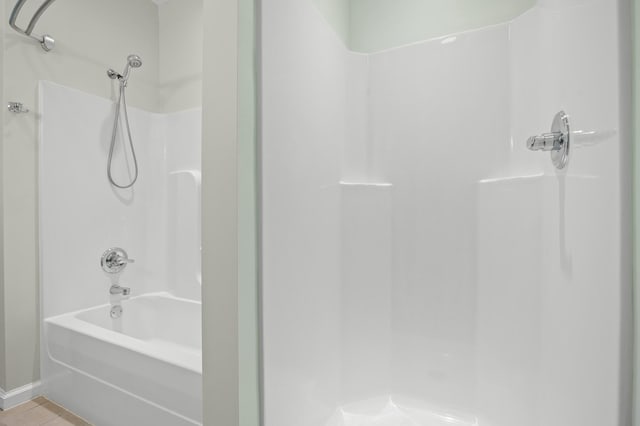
[9,0,56,51]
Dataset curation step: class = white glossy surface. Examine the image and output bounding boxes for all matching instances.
[39,82,202,425]
[45,293,201,425]
[261,0,630,425]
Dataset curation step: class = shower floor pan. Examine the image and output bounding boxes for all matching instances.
[43,292,202,426]
[325,396,479,426]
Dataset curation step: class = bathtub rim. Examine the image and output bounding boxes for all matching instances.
[45,291,202,374]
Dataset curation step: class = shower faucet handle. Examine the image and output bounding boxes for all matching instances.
[101,247,134,274]
[526,132,564,151]
[525,111,571,170]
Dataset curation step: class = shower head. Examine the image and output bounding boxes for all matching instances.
[107,54,142,86]
[127,54,142,68]
[107,54,143,83]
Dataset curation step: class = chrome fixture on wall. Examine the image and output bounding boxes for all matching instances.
[9,0,57,51]
[102,248,133,319]
[7,101,29,113]
[107,55,143,88]
[107,55,143,189]
[101,247,135,274]
[526,111,571,169]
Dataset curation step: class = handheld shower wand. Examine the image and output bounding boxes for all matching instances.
[106,54,143,188]
[107,55,143,87]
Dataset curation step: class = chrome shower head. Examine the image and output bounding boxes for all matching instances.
[107,54,143,83]
[127,54,142,68]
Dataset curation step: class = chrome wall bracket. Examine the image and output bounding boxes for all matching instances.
[526,111,570,170]
[9,0,57,51]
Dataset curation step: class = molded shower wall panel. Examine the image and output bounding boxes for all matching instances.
[261,0,349,424]
[262,0,630,425]
[39,81,169,319]
[367,24,511,412]
[166,108,203,301]
[508,2,626,424]
[339,183,392,402]
[40,81,202,317]
[475,175,544,426]
[39,81,202,422]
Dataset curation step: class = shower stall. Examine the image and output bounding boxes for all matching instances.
[1,0,633,424]
[259,0,632,425]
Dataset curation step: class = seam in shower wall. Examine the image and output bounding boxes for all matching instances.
[238,0,261,424]
[0,0,4,391]
[631,0,639,424]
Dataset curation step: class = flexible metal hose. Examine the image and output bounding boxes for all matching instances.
[107,84,139,189]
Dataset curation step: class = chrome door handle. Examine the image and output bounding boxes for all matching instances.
[526,111,570,169]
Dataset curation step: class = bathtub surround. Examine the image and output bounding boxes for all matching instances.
[261,0,631,424]
[0,0,203,401]
[38,81,201,425]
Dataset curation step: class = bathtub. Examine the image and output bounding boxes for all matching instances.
[43,292,202,426]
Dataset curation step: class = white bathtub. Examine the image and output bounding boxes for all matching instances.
[44,292,202,425]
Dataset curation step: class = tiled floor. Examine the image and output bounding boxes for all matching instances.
[0,397,91,426]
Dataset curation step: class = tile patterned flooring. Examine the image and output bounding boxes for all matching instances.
[0,397,90,426]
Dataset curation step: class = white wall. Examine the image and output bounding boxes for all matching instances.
[201,0,240,423]
[158,0,203,112]
[262,0,631,424]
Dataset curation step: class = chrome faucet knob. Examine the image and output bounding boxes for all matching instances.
[525,111,571,170]
[527,132,564,151]
[101,247,134,274]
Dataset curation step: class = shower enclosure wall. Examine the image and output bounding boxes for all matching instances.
[260,0,632,425]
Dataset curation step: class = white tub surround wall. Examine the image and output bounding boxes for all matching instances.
[261,0,630,425]
[39,82,202,425]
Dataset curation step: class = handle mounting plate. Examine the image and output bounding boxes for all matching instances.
[550,111,570,170]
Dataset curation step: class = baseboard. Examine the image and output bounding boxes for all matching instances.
[0,381,42,410]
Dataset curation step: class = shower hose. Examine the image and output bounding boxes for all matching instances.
[107,83,139,189]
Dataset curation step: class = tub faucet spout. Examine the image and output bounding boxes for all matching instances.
[110,285,130,297]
